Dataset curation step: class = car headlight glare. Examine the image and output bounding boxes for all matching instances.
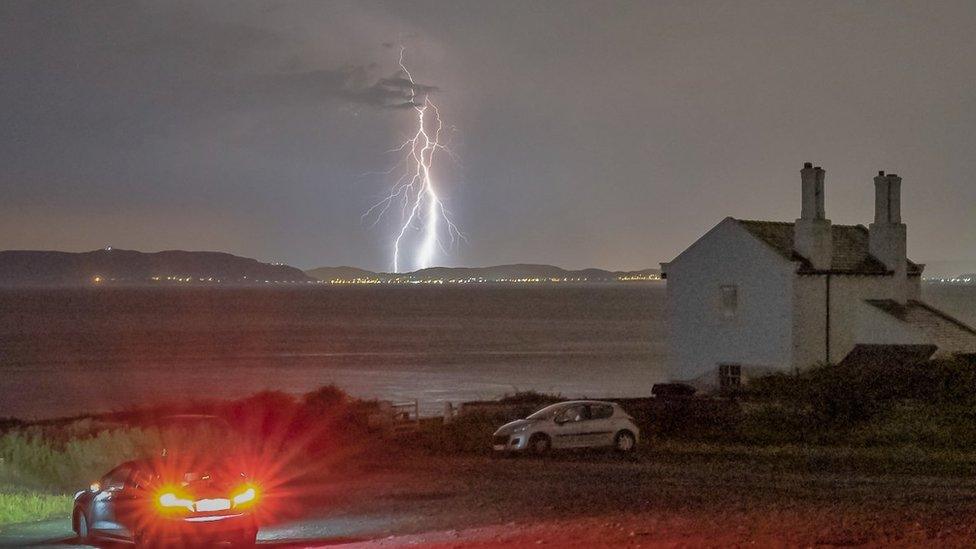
[231,485,258,507]
[157,491,193,512]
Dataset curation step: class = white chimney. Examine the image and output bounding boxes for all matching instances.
[869,171,908,301]
[794,162,832,270]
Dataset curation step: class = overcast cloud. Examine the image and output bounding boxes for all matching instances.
[1,1,975,273]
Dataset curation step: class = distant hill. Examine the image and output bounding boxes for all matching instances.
[0,249,314,287]
[305,263,661,284]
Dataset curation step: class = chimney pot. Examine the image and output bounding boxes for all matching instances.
[795,163,831,270]
[869,171,907,302]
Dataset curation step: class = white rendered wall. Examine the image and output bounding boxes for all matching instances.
[793,270,924,366]
[853,301,930,348]
[827,275,910,363]
[664,218,795,382]
[792,275,828,368]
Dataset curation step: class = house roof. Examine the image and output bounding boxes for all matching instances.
[837,344,938,369]
[734,219,923,275]
[865,299,976,354]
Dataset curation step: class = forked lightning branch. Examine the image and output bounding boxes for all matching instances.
[363,48,463,273]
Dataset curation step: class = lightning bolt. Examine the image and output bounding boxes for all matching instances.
[363,47,463,273]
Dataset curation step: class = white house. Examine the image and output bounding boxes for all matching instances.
[660,163,976,388]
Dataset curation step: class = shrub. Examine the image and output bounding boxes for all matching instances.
[742,356,976,446]
[735,402,818,445]
[0,425,164,491]
[412,413,498,454]
[848,402,976,448]
[303,384,348,411]
[496,391,561,405]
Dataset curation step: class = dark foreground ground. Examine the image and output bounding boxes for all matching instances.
[4,445,976,548]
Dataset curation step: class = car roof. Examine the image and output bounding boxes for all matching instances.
[552,400,617,407]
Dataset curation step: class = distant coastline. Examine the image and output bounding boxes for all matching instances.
[4,247,971,288]
[0,248,312,287]
[0,248,662,287]
[305,264,662,285]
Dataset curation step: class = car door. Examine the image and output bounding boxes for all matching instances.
[585,404,617,447]
[113,465,153,539]
[551,404,589,448]
[89,464,132,539]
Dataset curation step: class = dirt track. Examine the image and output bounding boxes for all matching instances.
[290,450,976,547]
[5,449,976,547]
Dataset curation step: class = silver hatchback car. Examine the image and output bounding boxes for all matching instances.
[492,400,639,454]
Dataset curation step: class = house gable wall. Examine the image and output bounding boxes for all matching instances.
[664,218,795,382]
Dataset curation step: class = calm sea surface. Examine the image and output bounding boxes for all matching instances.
[0,284,973,419]
[0,285,666,419]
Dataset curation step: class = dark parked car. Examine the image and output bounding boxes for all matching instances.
[72,415,260,547]
[73,457,259,547]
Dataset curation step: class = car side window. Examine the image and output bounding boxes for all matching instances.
[591,405,614,420]
[102,465,131,491]
[128,467,153,490]
[556,404,589,423]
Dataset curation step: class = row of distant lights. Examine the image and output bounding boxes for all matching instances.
[93,276,313,285]
[924,276,975,285]
[91,274,663,285]
[326,275,662,285]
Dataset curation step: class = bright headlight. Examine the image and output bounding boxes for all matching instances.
[157,491,193,512]
[231,485,258,507]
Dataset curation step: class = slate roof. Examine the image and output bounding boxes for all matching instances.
[865,299,976,355]
[734,219,923,275]
[837,344,938,369]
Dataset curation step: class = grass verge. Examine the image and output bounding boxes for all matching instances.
[0,489,72,528]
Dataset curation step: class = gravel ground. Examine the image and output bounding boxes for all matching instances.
[287,449,976,547]
[5,448,976,547]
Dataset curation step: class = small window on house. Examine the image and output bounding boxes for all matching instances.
[719,364,742,389]
[720,285,738,318]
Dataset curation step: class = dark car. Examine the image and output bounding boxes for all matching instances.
[73,458,259,547]
[72,416,260,547]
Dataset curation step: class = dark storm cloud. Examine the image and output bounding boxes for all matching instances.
[255,67,438,109]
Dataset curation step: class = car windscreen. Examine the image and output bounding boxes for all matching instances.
[526,403,564,420]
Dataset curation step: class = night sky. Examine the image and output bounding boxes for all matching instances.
[2,1,975,273]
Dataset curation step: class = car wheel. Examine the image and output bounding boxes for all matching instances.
[75,511,90,543]
[528,433,551,455]
[614,430,636,453]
